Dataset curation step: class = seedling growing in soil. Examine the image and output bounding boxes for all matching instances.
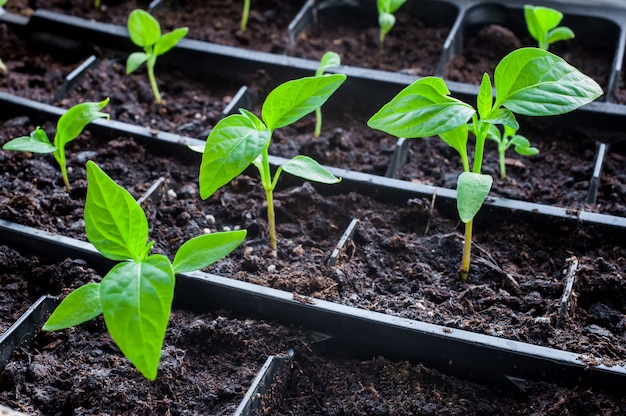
[368,47,602,280]
[198,74,346,251]
[2,99,110,192]
[377,0,407,48]
[241,0,250,31]
[43,161,246,380]
[126,9,188,105]
[314,51,341,138]
[524,4,574,50]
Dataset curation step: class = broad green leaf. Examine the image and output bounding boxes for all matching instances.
[126,52,148,74]
[261,74,346,131]
[379,12,395,34]
[482,108,519,131]
[55,99,110,148]
[494,48,603,116]
[511,135,539,156]
[154,27,188,56]
[477,73,493,119]
[547,27,575,44]
[199,110,270,199]
[457,172,492,223]
[439,123,469,160]
[172,230,247,274]
[128,9,161,48]
[2,127,55,153]
[43,283,102,331]
[368,77,475,138]
[85,161,149,261]
[281,155,342,184]
[316,51,341,76]
[100,255,174,380]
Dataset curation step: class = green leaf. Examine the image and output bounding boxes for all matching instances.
[547,27,575,44]
[85,161,149,261]
[524,5,563,43]
[154,27,188,56]
[43,283,102,331]
[2,127,55,153]
[316,51,341,76]
[128,9,161,48]
[126,52,148,74]
[261,74,347,131]
[281,155,342,184]
[172,230,247,274]
[439,123,469,159]
[477,73,493,119]
[379,12,395,35]
[457,172,492,223]
[470,123,501,143]
[511,135,539,156]
[100,254,174,380]
[368,77,475,138]
[0,0,7,7]
[494,47,603,116]
[199,109,270,199]
[388,0,406,13]
[55,99,110,149]
[482,108,519,131]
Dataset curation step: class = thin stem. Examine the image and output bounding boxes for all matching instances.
[54,149,70,192]
[259,144,277,251]
[499,149,506,179]
[147,57,162,105]
[314,108,322,138]
[241,0,250,32]
[265,185,277,251]
[459,219,473,281]
[472,122,489,174]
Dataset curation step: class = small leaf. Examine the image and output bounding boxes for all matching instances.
[439,123,468,158]
[2,127,55,153]
[85,161,149,261]
[494,48,603,116]
[457,172,493,223]
[547,27,575,44]
[154,27,188,56]
[128,9,161,48]
[126,52,148,74]
[532,6,564,33]
[43,283,102,331]
[477,73,493,119]
[482,108,519,131]
[316,51,341,76]
[524,5,543,44]
[199,110,270,199]
[100,255,174,380]
[511,135,539,156]
[388,0,406,13]
[173,230,247,274]
[368,77,475,138]
[55,99,110,149]
[261,74,346,131]
[281,155,341,184]
[379,12,395,35]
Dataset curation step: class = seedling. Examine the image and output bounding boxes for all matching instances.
[314,51,341,138]
[0,0,7,76]
[43,161,246,380]
[126,9,188,105]
[241,0,250,31]
[2,99,110,192]
[368,47,602,280]
[377,0,407,48]
[198,74,346,251]
[524,4,574,50]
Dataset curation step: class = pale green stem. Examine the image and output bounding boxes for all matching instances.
[259,143,278,251]
[54,150,70,192]
[314,108,322,138]
[241,0,250,31]
[146,56,162,105]
[459,220,473,281]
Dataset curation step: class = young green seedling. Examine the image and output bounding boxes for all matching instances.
[198,74,346,251]
[126,9,188,105]
[43,161,246,380]
[314,51,341,138]
[0,0,8,76]
[524,4,574,50]
[469,123,538,179]
[368,47,602,280]
[2,99,110,192]
[241,0,250,31]
[377,0,407,48]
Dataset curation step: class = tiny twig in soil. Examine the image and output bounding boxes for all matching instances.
[557,256,579,329]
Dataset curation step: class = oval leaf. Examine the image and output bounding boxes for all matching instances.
[100,255,174,380]
[43,283,102,331]
[55,99,110,149]
[154,27,188,56]
[368,76,475,138]
[126,52,148,74]
[173,229,247,274]
[457,172,493,223]
[199,110,270,199]
[494,48,603,116]
[128,9,161,48]
[85,161,149,261]
[477,73,493,119]
[547,27,575,44]
[482,108,519,131]
[281,155,341,184]
[316,51,341,76]
[262,74,347,131]
[2,127,55,153]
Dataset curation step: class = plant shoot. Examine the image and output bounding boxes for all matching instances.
[198,74,346,251]
[0,0,8,76]
[377,0,406,48]
[43,161,246,380]
[314,51,341,138]
[126,9,188,104]
[368,47,602,280]
[2,99,110,192]
[524,4,574,50]
[241,0,250,31]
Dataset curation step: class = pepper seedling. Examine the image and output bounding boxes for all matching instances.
[126,9,188,105]
[524,4,574,51]
[240,0,250,31]
[43,161,246,380]
[377,0,407,48]
[368,47,602,280]
[197,74,346,251]
[314,51,341,138]
[2,99,110,192]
